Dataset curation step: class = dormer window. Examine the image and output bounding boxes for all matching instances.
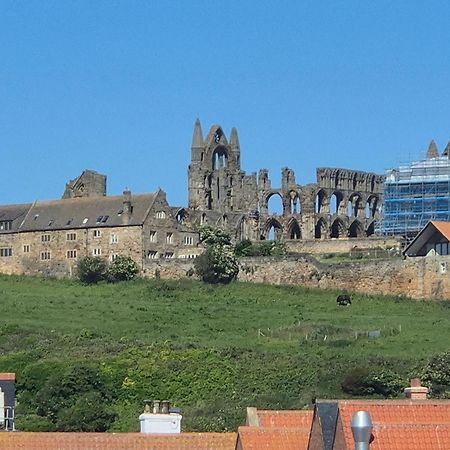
[156,211,166,219]
[0,221,12,231]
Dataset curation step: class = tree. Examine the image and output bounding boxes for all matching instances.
[422,350,450,398]
[107,255,139,282]
[77,256,107,284]
[194,227,239,284]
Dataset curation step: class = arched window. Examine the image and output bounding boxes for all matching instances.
[331,218,346,238]
[349,220,364,238]
[329,192,343,215]
[265,219,283,241]
[315,190,327,214]
[288,220,301,239]
[289,191,301,214]
[267,193,283,215]
[212,147,228,170]
[315,218,327,239]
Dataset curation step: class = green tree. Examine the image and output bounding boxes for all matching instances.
[195,227,239,284]
[107,255,139,282]
[77,256,107,284]
[422,350,450,398]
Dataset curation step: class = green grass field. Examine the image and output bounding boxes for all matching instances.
[0,274,448,432]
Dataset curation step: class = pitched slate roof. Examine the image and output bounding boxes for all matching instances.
[0,204,32,232]
[403,220,450,256]
[0,432,237,450]
[337,400,450,450]
[17,193,159,232]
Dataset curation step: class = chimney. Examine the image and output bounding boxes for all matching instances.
[122,189,132,224]
[404,378,429,400]
[351,411,373,450]
[139,400,182,434]
[0,373,16,431]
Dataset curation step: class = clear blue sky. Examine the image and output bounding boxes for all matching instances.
[2,1,450,206]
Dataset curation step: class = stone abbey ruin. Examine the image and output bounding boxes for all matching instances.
[0,120,385,277]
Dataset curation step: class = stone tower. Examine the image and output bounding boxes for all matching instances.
[188,119,257,213]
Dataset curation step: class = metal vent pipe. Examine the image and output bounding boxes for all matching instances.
[351,410,373,450]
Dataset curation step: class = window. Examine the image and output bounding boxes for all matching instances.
[93,230,101,238]
[41,234,51,242]
[66,233,77,241]
[67,250,77,259]
[156,211,166,219]
[166,233,173,244]
[149,231,157,242]
[183,236,194,245]
[147,251,158,259]
[110,234,119,244]
[40,251,51,260]
[23,245,30,253]
[82,218,89,224]
[110,254,119,262]
[92,248,102,256]
[164,252,174,259]
[0,221,12,231]
[0,248,12,257]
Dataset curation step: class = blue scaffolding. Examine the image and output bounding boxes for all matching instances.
[383,157,450,237]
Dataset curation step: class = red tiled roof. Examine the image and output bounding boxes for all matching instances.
[0,432,237,450]
[338,400,450,450]
[0,373,16,381]
[431,221,450,241]
[256,410,313,429]
[237,426,310,450]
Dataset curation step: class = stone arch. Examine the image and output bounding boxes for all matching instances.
[289,190,301,214]
[212,146,228,170]
[315,218,328,239]
[348,220,364,238]
[175,208,188,224]
[365,195,378,219]
[264,218,283,241]
[315,189,327,214]
[347,193,362,218]
[329,191,344,215]
[266,192,283,215]
[330,218,347,238]
[287,219,301,239]
[366,221,375,237]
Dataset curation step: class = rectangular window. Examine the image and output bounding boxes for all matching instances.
[183,236,194,245]
[156,211,166,219]
[0,221,12,231]
[147,250,158,259]
[41,234,51,242]
[149,231,157,242]
[164,252,174,259]
[67,250,77,259]
[110,234,119,244]
[40,251,51,260]
[110,254,119,262]
[66,233,77,241]
[92,248,102,256]
[23,245,30,253]
[93,230,101,238]
[0,248,12,257]
[166,233,173,244]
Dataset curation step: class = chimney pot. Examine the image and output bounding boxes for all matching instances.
[404,378,429,400]
[161,400,170,414]
[152,400,161,414]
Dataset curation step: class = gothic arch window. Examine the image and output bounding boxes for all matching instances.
[176,209,187,224]
[288,220,301,239]
[264,218,283,241]
[267,193,283,215]
[315,190,327,214]
[315,218,327,239]
[330,191,343,215]
[212,147,228,170]
[349,220,364,238]
[365,195,378,219]
[366,221,375,237]
[289,191,301,214]
[330,218,346,238]
[347,193,362,217]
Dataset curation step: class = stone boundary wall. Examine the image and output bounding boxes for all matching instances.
[142,255,450,300]
[284,236,401,255]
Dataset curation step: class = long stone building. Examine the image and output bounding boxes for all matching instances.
[0,120,384,276]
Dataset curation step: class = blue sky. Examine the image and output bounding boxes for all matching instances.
[1,1,450,206]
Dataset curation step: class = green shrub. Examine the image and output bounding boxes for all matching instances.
[107,256,139,282]
[77,256,107,284]
[194,246,239,284]
[422,350,450,398]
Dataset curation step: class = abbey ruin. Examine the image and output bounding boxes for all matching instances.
[0,120,385,277]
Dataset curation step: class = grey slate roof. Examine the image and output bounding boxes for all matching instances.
[0,193,158,233]
[0,204,33,232]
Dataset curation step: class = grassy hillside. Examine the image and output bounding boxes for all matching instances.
[0,274,449,432]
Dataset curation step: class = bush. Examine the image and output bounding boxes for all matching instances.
[422,350,450,398]
[195,227,239,284]
[107,256,139,282]
[77,257,107,284]
[234,240,287,257]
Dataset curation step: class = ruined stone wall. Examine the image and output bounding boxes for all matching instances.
[237,256,450,300]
